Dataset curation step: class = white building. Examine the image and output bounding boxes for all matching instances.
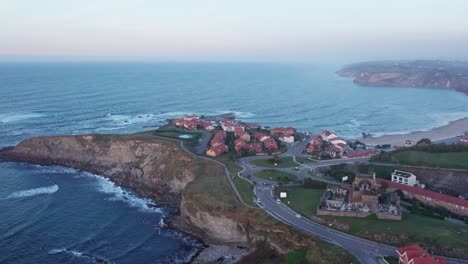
[279,135,294,143]
[391,170,420,187]
[320,130,337,141]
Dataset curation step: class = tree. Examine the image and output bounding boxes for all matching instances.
[273,153,280,163]
[380,181,389,193]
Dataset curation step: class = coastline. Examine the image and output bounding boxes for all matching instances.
[358,117,468,146]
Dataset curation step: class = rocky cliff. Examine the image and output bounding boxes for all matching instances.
[337,60,468,95]
[0,133,329,259]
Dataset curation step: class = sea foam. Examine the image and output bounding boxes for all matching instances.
[0,112,45,123]
[89,173,163,214]
[7,185,59,199]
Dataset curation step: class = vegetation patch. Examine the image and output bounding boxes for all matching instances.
[274,186,325,217]
[370,144,468,169]
[232,175,256,207]
[251,156,297,168]
[254,170,298,183]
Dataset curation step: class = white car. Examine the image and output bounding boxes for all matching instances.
[257,199,261,203]
[276,199,281,204]
[295,214,302,219]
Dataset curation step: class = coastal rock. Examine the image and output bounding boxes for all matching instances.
[337,60,468,95]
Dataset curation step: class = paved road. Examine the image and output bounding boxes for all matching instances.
[255,185,395,264]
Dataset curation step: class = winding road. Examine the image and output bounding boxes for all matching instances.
[235,138,468,264]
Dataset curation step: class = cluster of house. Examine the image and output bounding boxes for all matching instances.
[177,114,295,157]
[306,130,348,158]
[171,114,215,131]
[317,172,402,220]
[206,131,229,157]
[396,244,445,264]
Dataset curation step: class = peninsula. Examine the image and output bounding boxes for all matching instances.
[337,60,468,95]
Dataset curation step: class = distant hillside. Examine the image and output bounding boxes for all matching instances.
[337,60,468,95]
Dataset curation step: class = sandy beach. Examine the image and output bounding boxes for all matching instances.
[358,117,468,146]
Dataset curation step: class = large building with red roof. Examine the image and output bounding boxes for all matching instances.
[396,244,445,264]
[381,179,468,216]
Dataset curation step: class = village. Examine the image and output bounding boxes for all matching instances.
[169,113,382,159]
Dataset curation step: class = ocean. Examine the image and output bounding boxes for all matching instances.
[1,62,468,263]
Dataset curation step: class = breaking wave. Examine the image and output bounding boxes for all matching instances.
[0,112,45,123]
[7,185,59,199]
[89,173,163,214]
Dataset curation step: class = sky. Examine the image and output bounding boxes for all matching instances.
[1,0,468,62]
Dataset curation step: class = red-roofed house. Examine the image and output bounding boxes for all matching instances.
[271,127,296,137]
[381,179,468,216]
[248,143,262,153]
[320,130,337,141]
[206,144,228,157]
[252,132,269,142]
[200,121,215,131]
[396,244,445,264]
[458,138,468,146]
[183,114,199,121]
[323,145,342,158]
[264,137,278,151]
[234,128,251,141]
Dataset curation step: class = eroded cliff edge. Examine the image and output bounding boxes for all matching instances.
[0,133,350,262]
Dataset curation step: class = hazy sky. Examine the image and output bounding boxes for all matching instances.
[1,0,468,62]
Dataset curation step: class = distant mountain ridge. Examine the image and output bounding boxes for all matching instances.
[337,60,468,95]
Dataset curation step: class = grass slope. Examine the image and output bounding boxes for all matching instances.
[392,151,468,168]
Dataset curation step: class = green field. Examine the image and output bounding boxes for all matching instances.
[392,151,468,168]
[254,170,298,183]
[274,186,325,217]
[251,157,298,168]
[232,175,256,207]
[323,213,468,248]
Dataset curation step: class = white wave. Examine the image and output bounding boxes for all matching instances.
[0,112,45,123]
[88,173,163,214]
[7,185,59,199]
[48,248,111,263]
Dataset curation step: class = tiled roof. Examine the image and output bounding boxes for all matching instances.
[382,179,468,208]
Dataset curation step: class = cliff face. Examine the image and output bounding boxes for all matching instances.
[337,61,468,95]
[0,134,198,204]
[0,134,310,252]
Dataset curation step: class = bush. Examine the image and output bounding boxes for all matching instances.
[303,178,327,189]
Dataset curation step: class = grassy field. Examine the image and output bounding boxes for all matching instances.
[232,175,256,207]
[392,151,468,168]
[251,157,298,168]
[274,186,325,217]
[254,170,298,183]
[323,213,468,248]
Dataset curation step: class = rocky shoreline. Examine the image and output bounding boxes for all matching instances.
[0,133,318,263]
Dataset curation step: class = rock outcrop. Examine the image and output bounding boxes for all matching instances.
[337,60,468,95]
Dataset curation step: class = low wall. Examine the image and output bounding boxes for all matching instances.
[376,212,402,220]
[317,209,371,218]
